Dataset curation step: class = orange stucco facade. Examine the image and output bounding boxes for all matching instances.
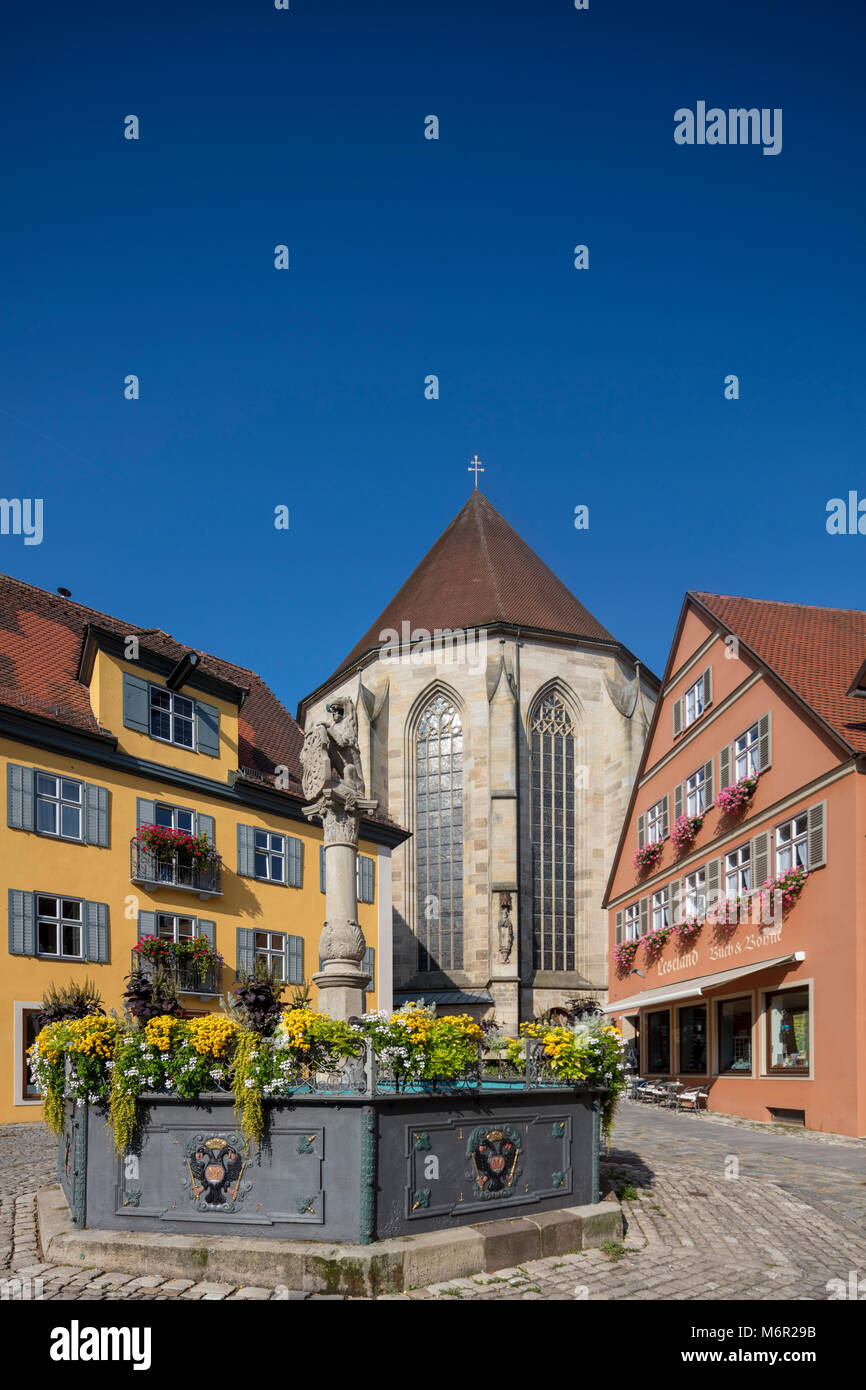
[604,600,866,1137]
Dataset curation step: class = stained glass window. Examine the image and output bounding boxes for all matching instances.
[530,693,575,971]
[415,694,463,971]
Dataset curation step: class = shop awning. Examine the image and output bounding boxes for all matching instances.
[602,951,805,1014]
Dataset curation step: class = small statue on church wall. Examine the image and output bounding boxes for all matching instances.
[497,891,514,963]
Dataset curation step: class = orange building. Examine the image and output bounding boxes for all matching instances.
[603,592,866,1137]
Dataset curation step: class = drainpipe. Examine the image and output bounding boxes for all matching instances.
[515,629,522,1016]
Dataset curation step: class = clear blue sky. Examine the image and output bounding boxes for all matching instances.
[2,0,864,711]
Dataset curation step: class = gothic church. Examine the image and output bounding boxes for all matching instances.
[298,491,658,1032]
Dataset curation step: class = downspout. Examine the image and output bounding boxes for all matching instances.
[515,629,522,1010]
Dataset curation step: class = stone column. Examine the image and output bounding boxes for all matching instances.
[305,792,378,1020]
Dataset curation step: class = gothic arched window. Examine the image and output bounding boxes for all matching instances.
[415,694,463,971]
[530,692,575,971]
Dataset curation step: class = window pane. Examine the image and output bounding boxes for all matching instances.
[270,855,284,882]
[174,716,194,747]
[177,917,195,940]
[767,988,809,1071]
[254,932,268,949]
[158,917,175,939]
[718,997,752,1072]
[62,900,81,920]
[37,800,57,834]
[36,773,57,796]
[254,853,269,877]
[254,831,268,850]
[155,804,173,827]
[62,923,81,956]
[61,804,81,838]
[38,921,58,954]
[61,780,81,802]
[174,696,193,719]
[678,1005,707,1073]
[177,810,194,834]
[647,1012,671,1072]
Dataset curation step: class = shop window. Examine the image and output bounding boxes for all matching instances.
[646,1010,671,1073]
[22,1008,42,1099]
[766,987,810,1074]
[717,996,753,1074]
[678,1004,707,1074]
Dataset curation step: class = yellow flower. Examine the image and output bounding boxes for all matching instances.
[187,1015,239,1058]
[144,1015,180,1053]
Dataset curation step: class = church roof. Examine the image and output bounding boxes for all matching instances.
[690,591,866,754]
[326,490,620,681]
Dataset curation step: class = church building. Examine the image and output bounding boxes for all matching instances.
[298,489,659,1033]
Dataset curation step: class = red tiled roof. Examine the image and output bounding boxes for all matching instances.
[690,591,866,753]
[328,490,617,681]
[0,573,305,786]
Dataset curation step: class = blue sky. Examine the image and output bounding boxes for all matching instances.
[2,0,864,710]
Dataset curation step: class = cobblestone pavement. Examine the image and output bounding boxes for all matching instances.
[2,1106,865,1301]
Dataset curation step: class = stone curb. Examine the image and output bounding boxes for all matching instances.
[37,1186,622,1296]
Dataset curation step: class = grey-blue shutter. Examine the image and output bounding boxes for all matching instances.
[136,797,156,829]
[237,824,255,876]
[196,919,215,946]
[319,846,326,893]
[8,890,36,955]
[358,856,375,903]
[196,700,220,757]
[236,927,255,976]
[196,812,215,845]
[84,901,109,963]
[85,783,110,847]
[286,835,303,887]
[7,764,35,830]
[123,673,150,732]
[137,910,157,943]
[286,934,304,985]
[362,945,375,986]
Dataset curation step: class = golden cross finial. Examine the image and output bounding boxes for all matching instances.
[468,454,484,488]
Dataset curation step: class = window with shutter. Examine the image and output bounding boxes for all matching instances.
[122,673,150,732]
[7,764,36,831]
[85,783,110,847]
[237,824,256,876]
[196,919,216,947]
[236,927,256,976]
[195,701,220,757]
[357,855,375,903]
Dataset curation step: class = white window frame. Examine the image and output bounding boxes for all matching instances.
[254,930,287,982]
[774,814,808,875]
[35,894,84,960]
[734,723,759,780]
[683,867,706,919]
[684,677,705,728]
[724,844,751,897]
[624,903,641,941]
[149,686,195,750]
[156,912,197,944]
[35,773,83,842]
[651,888,670,932]
[254,830,286,884]
[685,766,706,818]
[646,798,666,844]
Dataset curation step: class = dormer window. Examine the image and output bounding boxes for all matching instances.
[150,687,195,749]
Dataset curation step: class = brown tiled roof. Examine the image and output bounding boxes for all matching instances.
[328,490,617,680]
[690,591,866,754]
[0,573,305,787]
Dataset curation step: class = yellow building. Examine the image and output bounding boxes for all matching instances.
[0,575,406,1125]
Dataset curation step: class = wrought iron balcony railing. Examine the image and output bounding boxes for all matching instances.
[129,838,222,897]
[131,949,222,998]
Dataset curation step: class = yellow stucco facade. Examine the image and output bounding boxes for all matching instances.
[2,642,394,1125]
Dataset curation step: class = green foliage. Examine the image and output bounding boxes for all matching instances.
[600,1240,626,1261]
